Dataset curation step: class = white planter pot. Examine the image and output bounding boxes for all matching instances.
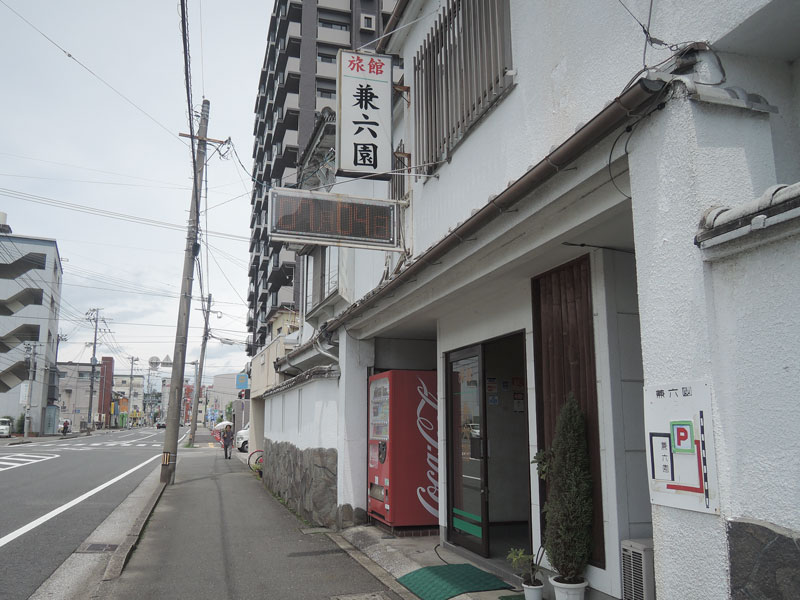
[549,576,588,600]
[522,581,544,600]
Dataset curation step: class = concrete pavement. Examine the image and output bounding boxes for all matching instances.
[31,427,523,600]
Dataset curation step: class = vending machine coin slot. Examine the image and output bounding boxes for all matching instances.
[378,441,387,463]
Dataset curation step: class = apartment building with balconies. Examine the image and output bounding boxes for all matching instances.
[56,357,114,431]
[247,0,397,359]
[0,213,62,435]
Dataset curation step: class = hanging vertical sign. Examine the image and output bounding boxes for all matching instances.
[336,50,393,179]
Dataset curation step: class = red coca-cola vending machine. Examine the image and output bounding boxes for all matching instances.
[367,370,439,527]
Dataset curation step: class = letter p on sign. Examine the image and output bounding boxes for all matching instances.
[670,421,695,454]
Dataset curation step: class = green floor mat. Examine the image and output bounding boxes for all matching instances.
[397,563,512,600]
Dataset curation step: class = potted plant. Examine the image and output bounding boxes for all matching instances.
[507,546,545,600]
[533,392,593,600]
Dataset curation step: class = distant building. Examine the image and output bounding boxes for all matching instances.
[0,213,62,434]
[206,373,244,427]
[113,374,145,424]
[160,376,193,424]
[56,357,114,430]
[246,0,398,358]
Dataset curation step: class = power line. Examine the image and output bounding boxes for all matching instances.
[0,187,248,242]
[0,172,190,191]
[0,0,187,147]
[0,151,192,187]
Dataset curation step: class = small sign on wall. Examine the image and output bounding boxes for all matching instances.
[644,380,719,514]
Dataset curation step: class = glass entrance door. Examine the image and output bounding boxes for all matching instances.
[447,345,489,556]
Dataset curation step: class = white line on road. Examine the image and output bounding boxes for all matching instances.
[0,453,59,471]
[0,453,161,549]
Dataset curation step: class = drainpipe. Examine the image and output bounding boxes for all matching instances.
[314,336,339,364]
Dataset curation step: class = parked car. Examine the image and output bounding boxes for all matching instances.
[0,417,12,437]
[236,423,249,452]
[156,422,166,429]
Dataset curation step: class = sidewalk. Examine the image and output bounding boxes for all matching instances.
[33,427,523,600]
[98,427,414,600]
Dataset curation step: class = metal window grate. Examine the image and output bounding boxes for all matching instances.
[413,0,513,176]
[391,141,408,201]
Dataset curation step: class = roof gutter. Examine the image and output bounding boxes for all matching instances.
[376,0,410,54]
[308,78,666,341]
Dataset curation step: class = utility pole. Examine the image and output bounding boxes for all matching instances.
[188,293,211,446]
[23,343,36,439]
[87,308,101,431]
[161,98,210,484]
[128,356,139,425]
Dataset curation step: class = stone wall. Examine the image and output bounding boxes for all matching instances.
[728,518,800,599]
[262,439,338,528]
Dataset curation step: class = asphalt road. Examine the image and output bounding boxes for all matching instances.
[0,427,181,600]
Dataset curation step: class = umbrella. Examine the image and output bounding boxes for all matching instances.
[213,421,233,430]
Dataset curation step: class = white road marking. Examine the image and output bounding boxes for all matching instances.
[0,453,59,471]
[0,453,161,549]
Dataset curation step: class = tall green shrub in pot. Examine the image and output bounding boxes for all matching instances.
[540,392,592,585]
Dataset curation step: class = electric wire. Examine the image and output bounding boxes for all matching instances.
[0,151,190,188]
[306,160,446,192]
[206,244,247,305]
[198,0,205,99]
[0,0,187,147]
[0,172,189,191]
[1,187,249,242]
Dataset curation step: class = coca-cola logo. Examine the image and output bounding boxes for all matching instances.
[415,377,439,518]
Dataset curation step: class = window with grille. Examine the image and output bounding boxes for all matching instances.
[413,0,513,175]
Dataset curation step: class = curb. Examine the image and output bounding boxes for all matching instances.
[102,480,167,581]
[7,432,91,445]
[327,533,421,600]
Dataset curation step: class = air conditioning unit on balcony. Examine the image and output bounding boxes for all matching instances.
[621,538,656,600]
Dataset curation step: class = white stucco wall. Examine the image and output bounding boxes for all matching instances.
[263,377,339,450]
[389,0,799,262]
[628,88,782,599]
[707,233,800,532]
[336,333,373,513]
[396,0,777,256]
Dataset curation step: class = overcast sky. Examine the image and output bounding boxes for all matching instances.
[0,0,270,388]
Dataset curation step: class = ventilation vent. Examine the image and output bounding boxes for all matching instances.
[621,538,656,600]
